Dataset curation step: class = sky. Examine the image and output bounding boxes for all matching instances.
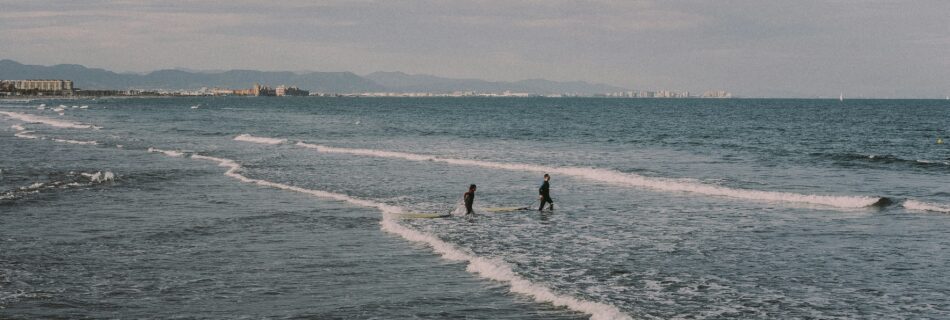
[1,0,948,98]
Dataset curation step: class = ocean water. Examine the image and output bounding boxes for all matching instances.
[1,97,949,319]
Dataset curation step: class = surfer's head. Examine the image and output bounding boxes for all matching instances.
[544,174,550,181]
[469,184,477,191]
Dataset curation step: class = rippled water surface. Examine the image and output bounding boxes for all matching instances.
[2,97,949,319]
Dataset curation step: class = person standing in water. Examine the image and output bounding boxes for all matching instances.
[463,184,477,215]
[538,174,553,211]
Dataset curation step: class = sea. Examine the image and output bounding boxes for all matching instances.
[1,97,948,319]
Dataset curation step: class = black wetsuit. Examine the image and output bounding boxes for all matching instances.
[539,180,553,210]
[464,191,475,214]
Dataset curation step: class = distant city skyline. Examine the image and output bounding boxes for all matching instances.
[1,1,948,98]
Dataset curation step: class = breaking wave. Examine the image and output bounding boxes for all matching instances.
[817,152,950,168]
[13,130,41,140]
[52,138,98,145]
[150,149,630,320]
[904,200,950,214]
[0,171,116,201]
[81,171,116,183]
[286,141,883,209]
[0,111,100,129]
[234,134,286,145]
[9,124,98,145]
[915,159,950,166]
[147,147,185,157]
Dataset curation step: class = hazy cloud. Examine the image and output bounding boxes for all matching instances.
[0,0,948,97]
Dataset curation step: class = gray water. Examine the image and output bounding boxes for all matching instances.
[1,97,949,319]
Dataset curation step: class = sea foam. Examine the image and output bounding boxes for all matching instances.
[52,138,98,145]
[13,131,41,140]
[9,125,97,144]
[149,151,630,320]
[147,147,185,157]
[1,171,115,200]
[290,142,882,209]
[904,200,950,214]
[0,111,99,129]
[234,134,286,145]
[81,171,115,183]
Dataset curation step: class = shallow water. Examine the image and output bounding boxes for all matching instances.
[2,97,949,319]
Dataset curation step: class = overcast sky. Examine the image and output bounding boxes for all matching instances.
[1,0,948,97]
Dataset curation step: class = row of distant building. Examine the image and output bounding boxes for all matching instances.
[1,79,731,98]
[0,79,162,97]
[604,90,733,98]
[0,80,310,97]
[0,79,74,95]
[207,83,309,97]
[322,90,732,98]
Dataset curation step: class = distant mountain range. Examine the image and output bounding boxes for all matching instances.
[0,60,626,94]
[0,60,382,93]
[364,71,626,94]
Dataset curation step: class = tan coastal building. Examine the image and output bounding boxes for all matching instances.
[8,79,74,91]
[213,83,307,96]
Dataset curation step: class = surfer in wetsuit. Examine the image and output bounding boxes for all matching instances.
[539,174,553,211]
[463,184,477,214]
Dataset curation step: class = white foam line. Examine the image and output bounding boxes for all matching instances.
[904,200,950,214]
[156,152,629,320]
[234,134,286,145]
[13,131,41,140]
[292,142,880,209]
[9,127,97,145]
[52,138,98,145]
[25,182,45,189]
[0,111,100,129]
[147,147,185,157]
[2,171,115,200]
[11,124,26,131]
[80,171,115,183]
[916,159,950,166]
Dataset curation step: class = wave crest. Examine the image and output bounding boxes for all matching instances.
[9,126,97,145]
[904,200,950,213]
[817,152,949,168]
[234,134,286,145]
[151,150,630,320]
[291,142,882,209]
[0,111,100,129]
[0,171,116,201]
[147,147,185,157]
